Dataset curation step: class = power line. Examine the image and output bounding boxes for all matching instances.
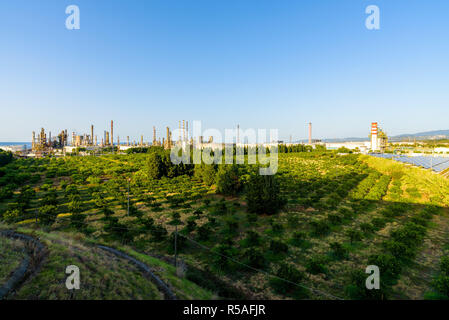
[178,233,344,300]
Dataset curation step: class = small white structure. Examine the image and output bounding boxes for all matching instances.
[435,147,449,154]
[325,141,371,153]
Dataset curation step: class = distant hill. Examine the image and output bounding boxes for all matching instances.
[391,130,449,141]
[293,129,449,143]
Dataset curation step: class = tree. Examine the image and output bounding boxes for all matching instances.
[269,263,307,298]
[216,164,241,196]
[38,205,58,225]
[3,209,20,223]
[245,171,285,215]
[194,163,217,186]
[147,152,164,179]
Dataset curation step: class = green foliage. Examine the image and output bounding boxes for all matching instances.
[3,209,20,223]
[345,269,385,300]
[306,256,328,274]
[269,239,288,254]
[245,172,285,215]
[0,150,13,167]
[147,152,164,179]
[346,229,363,244]
[38,205,58,225]
[329,241,347,260]
[310,219,330,236]
[269,263,307,298]
[216,164,242,196]
[194,163,217,186]
[244,248,266,269]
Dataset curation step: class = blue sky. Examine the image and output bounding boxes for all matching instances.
[1,0,448,142]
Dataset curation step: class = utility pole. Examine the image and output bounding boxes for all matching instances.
[174,225,178,270]
[127,178,130,216]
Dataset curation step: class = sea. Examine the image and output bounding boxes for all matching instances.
[0,142,32,150]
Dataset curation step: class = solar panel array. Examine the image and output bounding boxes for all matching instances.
[370,154,449,173]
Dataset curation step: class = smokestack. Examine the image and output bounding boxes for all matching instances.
[111,120,114,146]
[141,135,143,146]
[127,136,129,146]
[153,126,156,145]
[166,127,170,149]
[95,135,97,146]
[182,120,185,142]
[237,124,240,144]
[371,122,379,151]
[91,125,94,145]
[308,122,312,145]
[186,121,189,141]
[179,121,181,141]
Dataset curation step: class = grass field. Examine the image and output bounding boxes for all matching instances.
[0,236,26,286]
[1,151,449,299]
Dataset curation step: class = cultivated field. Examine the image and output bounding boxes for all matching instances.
[1,150,449,300]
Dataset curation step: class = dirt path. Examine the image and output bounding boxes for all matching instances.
[97,245,177,300]
[0,230,46,299]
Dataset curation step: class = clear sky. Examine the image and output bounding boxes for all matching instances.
[1,0,448,142]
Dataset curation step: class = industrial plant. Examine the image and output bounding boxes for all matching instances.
[24,120,390,157]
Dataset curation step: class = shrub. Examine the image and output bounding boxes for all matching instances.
[147,152,164,179]
[242,231,261,247]
[310,219,330,236]
[270,263,307,297]
[216,165,242,196]
[440,257,449,276]
[70,212,86,230]
[290,231,307,247]
[346,229,363,244]
[197,225,211,241]
[327,213,343,225]
[329,241,347,259]
[38,205,58,225]
[360,222,375,233]
[244,248,266,269]
[194,163,217,186]
[368,254,401,285]
[3,209,20,223]
[432,275,449,297]
[150,224,168,242]
[306,256,328,274]
[371,217,387,230]
[345,269,385,300]
[269,240,288,254]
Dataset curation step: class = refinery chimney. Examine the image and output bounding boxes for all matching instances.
[308,122,312,145]
[371,122,379,151]
[182,120,185,142]
[111,120,114,146]
[237,124,240,144]
[91,125,94,145]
